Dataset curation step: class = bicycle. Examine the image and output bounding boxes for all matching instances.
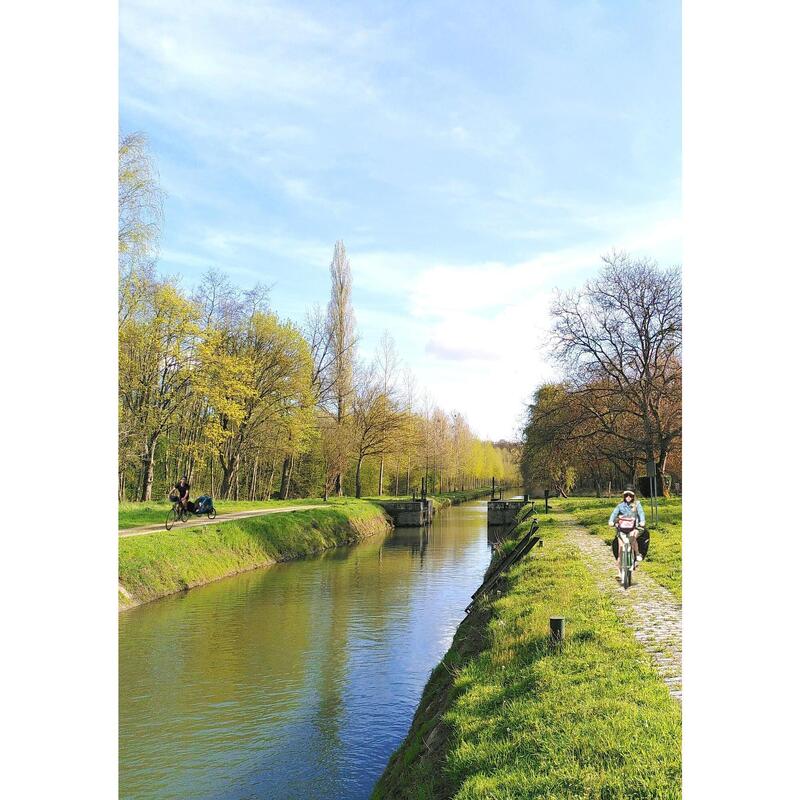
[165,499,188,531]
[165,496,218,531]
[617,528,635,589]
[614,516,641,589]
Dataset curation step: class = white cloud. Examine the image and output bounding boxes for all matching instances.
[120,1,681,440]
[368,215,681,439]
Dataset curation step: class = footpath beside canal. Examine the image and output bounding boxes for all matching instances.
[119,499,391,611]
[372,503,681,800]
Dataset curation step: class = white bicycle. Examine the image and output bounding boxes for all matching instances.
[614,515,641,589]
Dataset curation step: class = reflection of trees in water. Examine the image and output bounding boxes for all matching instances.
[312,560,349,772]
[407,526,430,565]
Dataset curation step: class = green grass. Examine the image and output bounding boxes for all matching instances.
[118,500,391,607]
[540,496,682,602]
[373,518,681,800]
[119,496,351,529]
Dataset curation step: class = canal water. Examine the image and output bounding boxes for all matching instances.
[119,499,501,800]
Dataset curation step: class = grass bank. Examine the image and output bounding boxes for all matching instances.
[119,499,391,611]
[546,496,682,601]
[372,511,681,799]
[118,496,329,530]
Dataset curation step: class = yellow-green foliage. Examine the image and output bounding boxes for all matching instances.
[373,517,681,800]
[119,501,390,606]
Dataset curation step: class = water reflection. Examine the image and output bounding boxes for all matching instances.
[119,499,496,800]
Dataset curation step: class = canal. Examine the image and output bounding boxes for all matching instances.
[119,498,502,799]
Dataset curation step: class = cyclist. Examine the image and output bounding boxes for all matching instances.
[608,488,646,580]
[173,476,191,514]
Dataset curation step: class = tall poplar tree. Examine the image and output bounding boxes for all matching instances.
[324,241,357,495]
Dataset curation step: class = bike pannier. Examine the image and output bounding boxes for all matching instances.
[617,515,637,533]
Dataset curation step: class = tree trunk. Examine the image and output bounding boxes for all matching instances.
[139,434,158,501]
[250,457,259,501]
[657,447,670,497]
[287,453,296,497]
[265,453,277,500]
[220,453,239,499]
[379,456,384,496]
[279,453,294,500]
[355,456,364,498]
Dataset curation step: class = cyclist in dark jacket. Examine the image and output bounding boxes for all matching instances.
[174,476,190,512]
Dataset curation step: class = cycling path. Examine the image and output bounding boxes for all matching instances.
[119,505,327,538]
[561,516,683,703]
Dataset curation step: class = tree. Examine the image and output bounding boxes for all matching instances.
[550,252,682,488]
[520,384,581,497]
[375,331,400,495]
[323,241,357,495]
[351,361,408,498]
[119,281,199,500]
[118,132,163,329]
[196,309,313,499]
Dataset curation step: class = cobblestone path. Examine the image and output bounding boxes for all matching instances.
[562,517,683,702]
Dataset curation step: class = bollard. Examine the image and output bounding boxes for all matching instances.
[549,616,565,645]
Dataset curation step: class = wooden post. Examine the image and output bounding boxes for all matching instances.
[549,616,565,645]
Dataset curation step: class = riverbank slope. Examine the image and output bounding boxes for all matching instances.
[119,499,391,611]
[372,503,681,799]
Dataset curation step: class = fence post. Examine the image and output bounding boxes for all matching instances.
[549,616,565,645]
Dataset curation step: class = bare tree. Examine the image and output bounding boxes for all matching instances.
[304,303,338,406]
[550,251,682,488]
[375,331,400,495]
[118,132,163,328]
[351,361,408,498]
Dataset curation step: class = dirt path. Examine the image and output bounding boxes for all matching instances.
[562,517,683,703]
[119,505,328,538]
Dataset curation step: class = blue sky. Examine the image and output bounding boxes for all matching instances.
[120,0,681,440]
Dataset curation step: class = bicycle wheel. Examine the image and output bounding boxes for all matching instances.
[166,508,179,531]
[207,507,217,520]
[622,566,632,589]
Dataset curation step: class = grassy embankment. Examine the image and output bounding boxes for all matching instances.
[119,498,391,611]
[549,496,682,601]
[372,501,681,800]
[119,496,330,529]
